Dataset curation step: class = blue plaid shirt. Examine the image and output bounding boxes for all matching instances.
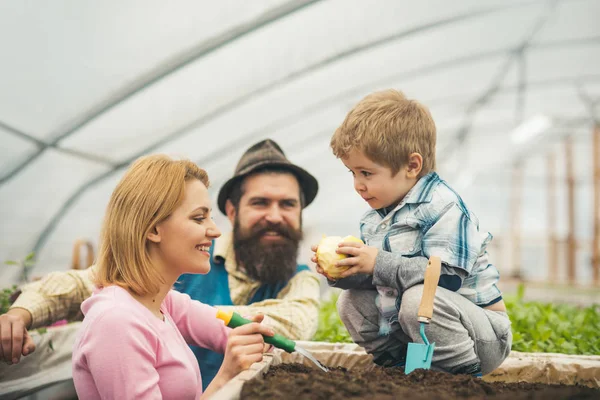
[360,172,502,328]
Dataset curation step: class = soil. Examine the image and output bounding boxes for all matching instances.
[241,363,600,400]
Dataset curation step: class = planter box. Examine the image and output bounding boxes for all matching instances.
[211,341,600,399]
[3,326,598,399]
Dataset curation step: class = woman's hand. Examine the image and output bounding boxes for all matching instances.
[203,314,274,398]
[216,314,273,382]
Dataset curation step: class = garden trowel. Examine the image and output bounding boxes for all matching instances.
[216,310,329,372]
[405,256,441,374]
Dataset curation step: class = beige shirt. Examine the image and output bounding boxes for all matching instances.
[11,234,321,340]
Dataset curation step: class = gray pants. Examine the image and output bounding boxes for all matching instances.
[337,285,512,375]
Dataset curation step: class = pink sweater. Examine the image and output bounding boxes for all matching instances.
[72,286,229,399]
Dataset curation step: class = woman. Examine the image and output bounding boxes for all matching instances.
[72,155,273,399]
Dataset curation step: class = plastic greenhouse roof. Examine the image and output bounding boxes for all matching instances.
[1,0,599,283]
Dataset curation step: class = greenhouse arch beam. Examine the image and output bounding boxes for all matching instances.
[31,69,600,257]
[0,120,45,146]
[443,0,557,157]
[9,2,539,189]
[180,40,600,175]
[0,122,116,182]
[30,2,578,255]
[0,0,322,187]
[80,2,538,162]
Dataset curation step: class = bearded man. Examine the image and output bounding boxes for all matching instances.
[1,139,321,389]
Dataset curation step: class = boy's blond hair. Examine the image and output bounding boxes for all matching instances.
[331,89,436,176]
[94,154,209,297]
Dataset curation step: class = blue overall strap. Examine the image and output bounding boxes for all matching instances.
[173,249,310,390]
[174,246,233,306]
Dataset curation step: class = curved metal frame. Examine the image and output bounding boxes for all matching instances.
[0,0,322,185]
[0,1,589,256]
[3,1,543,187]
[31,72,600,254]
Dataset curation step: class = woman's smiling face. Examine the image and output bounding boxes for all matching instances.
[151,179,221,276]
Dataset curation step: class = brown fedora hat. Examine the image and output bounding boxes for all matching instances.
[217,139,318,214]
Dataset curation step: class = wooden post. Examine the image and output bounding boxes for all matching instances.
[593,124,600,286]
[547,153,558,283]
[72,239,95,270]
[565,136,577,285]
[510,161,524,280]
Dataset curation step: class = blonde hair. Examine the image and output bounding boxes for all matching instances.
[330,89,436,176]
[94,154,209,297]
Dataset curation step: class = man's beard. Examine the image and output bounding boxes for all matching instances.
[233,217,303,285]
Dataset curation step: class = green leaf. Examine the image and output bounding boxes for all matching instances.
[24,252,35,262]
[313,291,352,343]
[516,283,525,302]
[4,260,19,265]
[540,329,552,342]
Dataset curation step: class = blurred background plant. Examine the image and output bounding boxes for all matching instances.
[5,252,36,283]
[0,253,35,314]
[507,285,600,355]
[314,285,600,355]
[0,284,19,314]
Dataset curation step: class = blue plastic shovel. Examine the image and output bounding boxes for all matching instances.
[405,256,441,374]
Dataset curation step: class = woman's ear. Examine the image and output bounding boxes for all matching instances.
[147,224,161,244]
[407,152,423,178]
[225,199,236,225]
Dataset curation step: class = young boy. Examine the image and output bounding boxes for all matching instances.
[312,89,511,376]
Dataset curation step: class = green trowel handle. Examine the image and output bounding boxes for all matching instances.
[228,312,297,353]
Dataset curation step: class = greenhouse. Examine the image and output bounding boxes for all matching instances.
[1,1,599,398]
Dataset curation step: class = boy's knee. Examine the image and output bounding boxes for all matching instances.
[399,285,424,315]
[336,289,376,326]
[336,290,358,324]
[398,285,424,330]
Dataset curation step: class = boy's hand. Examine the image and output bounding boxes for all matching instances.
[335,241,378,277]
[310,244,334,280]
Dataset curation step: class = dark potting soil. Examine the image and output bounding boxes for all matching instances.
[240,363,600,400]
